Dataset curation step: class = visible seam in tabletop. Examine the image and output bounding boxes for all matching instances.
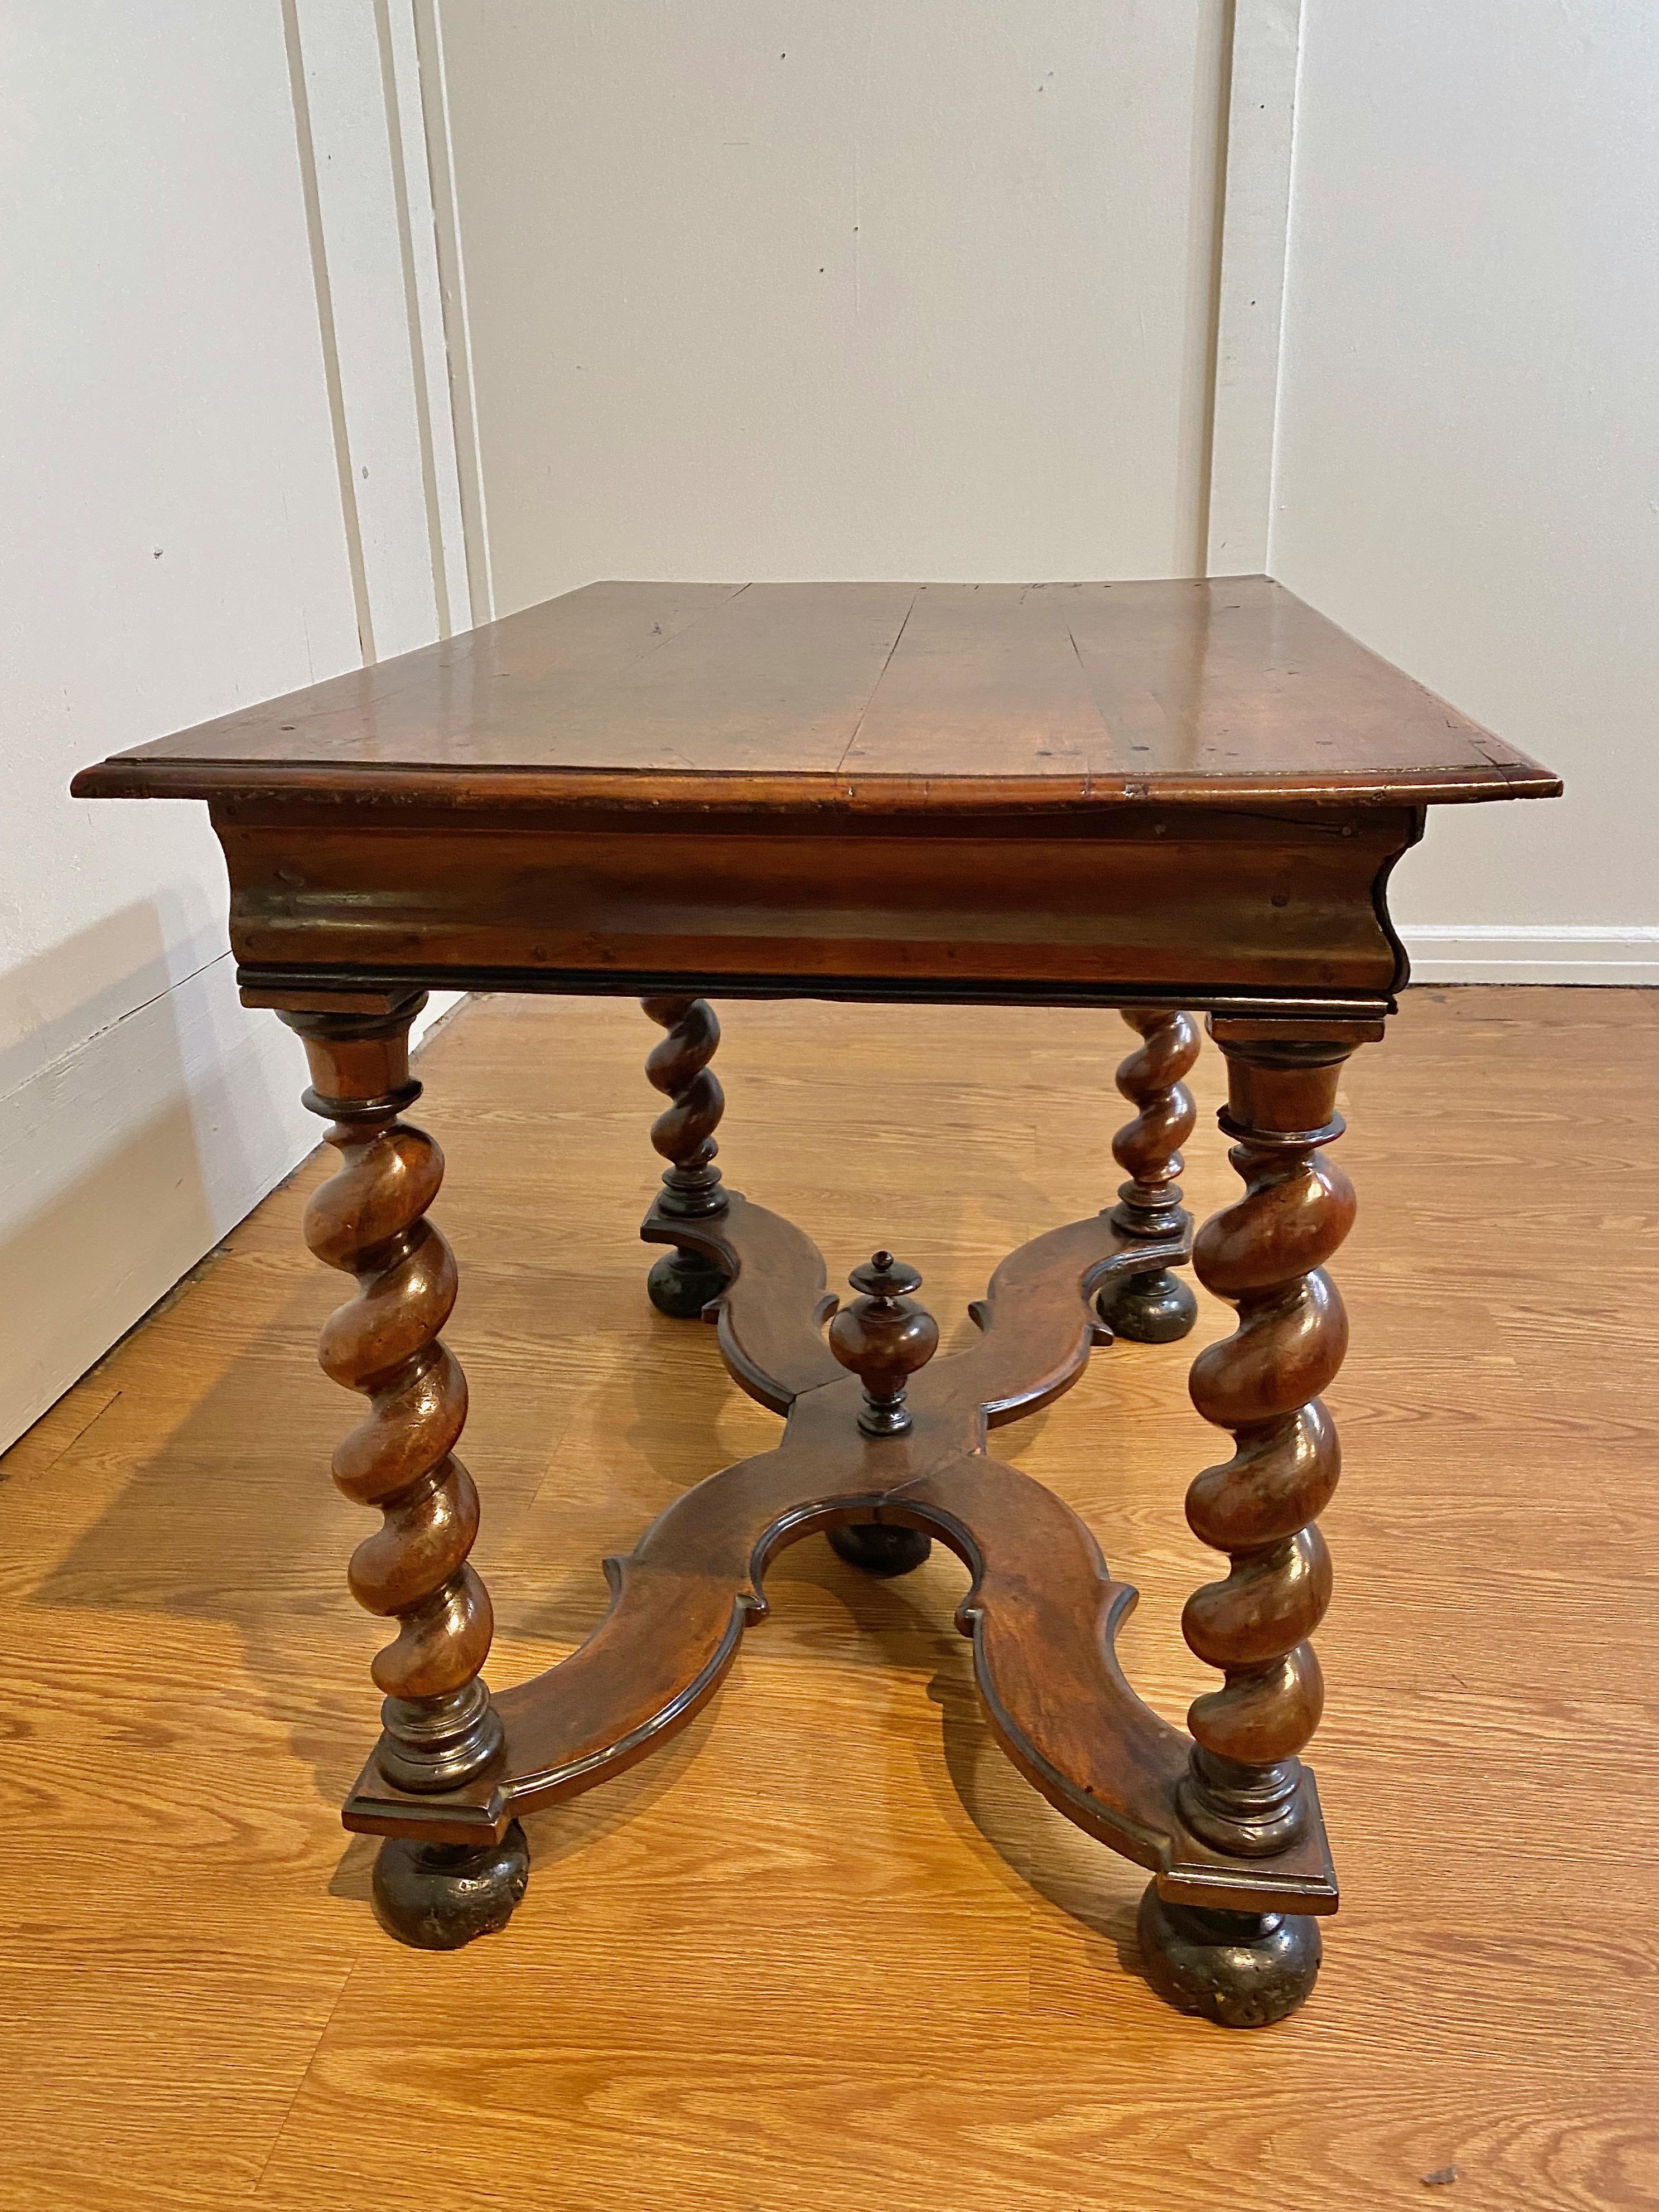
[531,578,758,725]
[832,584,920,776]
[1062,611,1122,797]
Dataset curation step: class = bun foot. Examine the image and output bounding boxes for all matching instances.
[1136,1881,1321,2027]
[372,1820,531,1950]
[827,1523,933,1578]
[1096,1267,1198,1344]
[647,1246,730,1319]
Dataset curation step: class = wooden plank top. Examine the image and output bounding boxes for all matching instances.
[73,577,1561,814]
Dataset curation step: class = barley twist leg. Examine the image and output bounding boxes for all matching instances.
[1095,1009,1200,1343]
[1139,1020,1369,2027]
[281,997,527,1948]
[642,993,732,1317]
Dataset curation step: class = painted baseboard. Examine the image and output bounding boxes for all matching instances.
[0,965,463,1455]
[1402,925,1659,986]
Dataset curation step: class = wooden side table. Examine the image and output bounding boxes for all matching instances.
[75,579,1560,2025]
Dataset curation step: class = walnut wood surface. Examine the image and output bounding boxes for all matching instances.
[340,1182,1337,1918]
[1097,1008,1201,1342]
[71,579,1560,1023]
[57,581,1570,2061]
[1108,1010,1200,1239]
[1178,1023,1365,1859]
[281,1000,504,1794]
[827,1252,941,1436]
[211,799,1422,1014]
[72,577,1560,812]
[7,988,1654,2212]
[641,992,727,1218]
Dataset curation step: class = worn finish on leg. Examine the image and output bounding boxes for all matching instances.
[1096,1009,1200,1344]
[373,1821,531,1951]
[1136,1881,1322,2027]
[1176,1018,1369,1861]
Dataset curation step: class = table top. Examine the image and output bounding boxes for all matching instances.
[74,577,1560,815]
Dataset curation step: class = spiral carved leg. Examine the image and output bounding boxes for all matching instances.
[642,994,732,1316]
[1177,1022,1366,1860]
[1096,1009,1199,1344]
[1136,1882,1321,2027]
[281,997,522,1948]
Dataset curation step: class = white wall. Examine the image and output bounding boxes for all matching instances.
[433,1,1237,610]
[6,3,1651,1447]
[1205,0,1301,576]
[0,2,469,1451]
[1270,1,1659,982]
[437,0,1653,982]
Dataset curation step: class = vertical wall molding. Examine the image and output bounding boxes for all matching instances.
[1205,0,1303,576]
[1174,0,1238,578]
[281,0,378,659]
[284,0,472,657]
[1185,0,1238,577]
[375,0,452,637]
[379,0,474,636]
[412,0,495,625]
[282,0,467,1053]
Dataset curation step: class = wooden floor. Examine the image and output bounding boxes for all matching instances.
[3,987,1656,2211]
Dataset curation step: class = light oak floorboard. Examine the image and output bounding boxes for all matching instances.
[2,986,1655,2210]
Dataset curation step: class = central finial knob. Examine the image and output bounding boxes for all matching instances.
[829,1250,939,1437]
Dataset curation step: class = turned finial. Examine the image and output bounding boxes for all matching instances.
[828,1251,939,1437]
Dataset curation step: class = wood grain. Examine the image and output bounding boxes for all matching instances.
[211,799,1422,1008]
[72,576,1561,812]
[1,987,1653,2209]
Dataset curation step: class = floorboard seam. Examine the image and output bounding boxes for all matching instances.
[2,1385,123,1494]
[248,1955,360,2199]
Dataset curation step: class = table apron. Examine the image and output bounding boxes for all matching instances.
[215,805,1419,1010]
